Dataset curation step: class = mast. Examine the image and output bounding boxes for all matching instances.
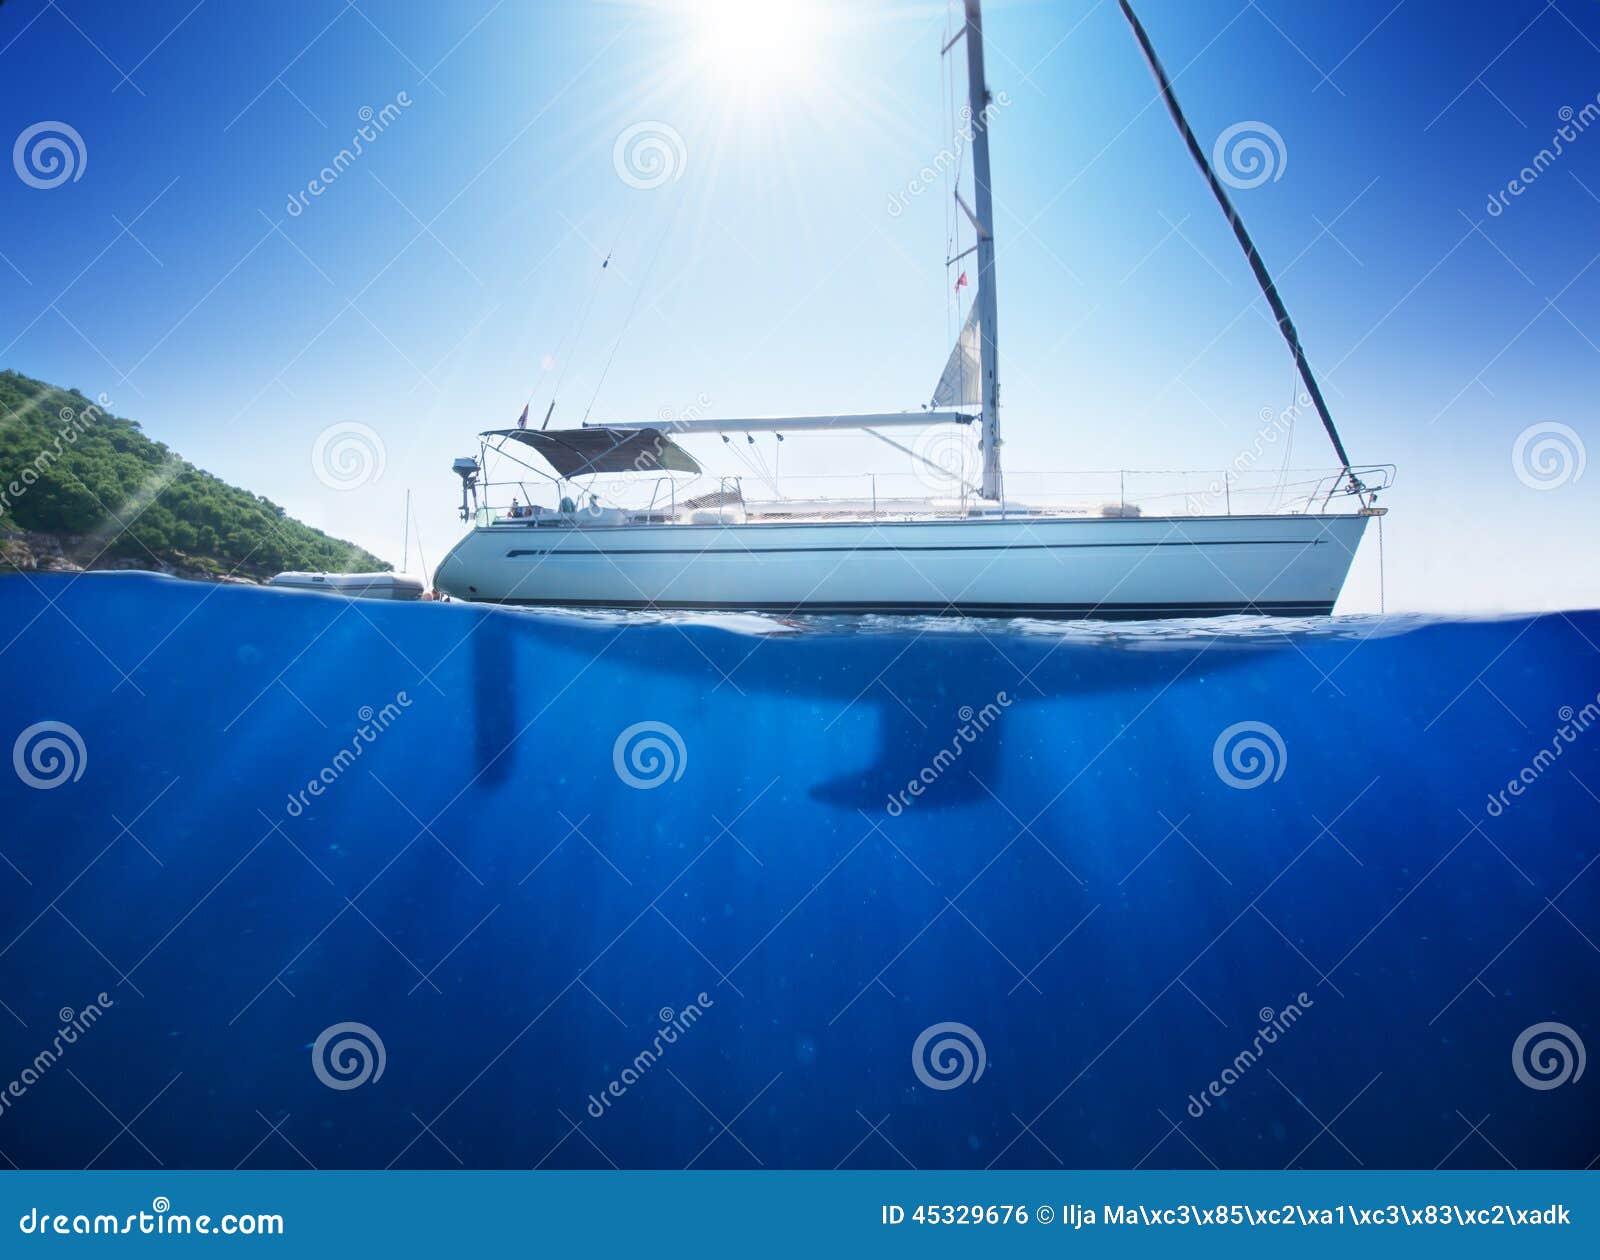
[962,0,1003,500]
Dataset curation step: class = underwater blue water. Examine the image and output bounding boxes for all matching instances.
[0,573,1595,1170]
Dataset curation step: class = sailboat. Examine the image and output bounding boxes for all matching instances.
[433,0,1390,619]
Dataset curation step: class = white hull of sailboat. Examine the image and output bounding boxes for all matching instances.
[433,512,1371,619]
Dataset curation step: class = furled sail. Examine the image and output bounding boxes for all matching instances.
[930,304,981,409]
[1118,0,1357,486]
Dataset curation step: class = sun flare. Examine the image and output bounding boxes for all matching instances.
[688,0,826,93]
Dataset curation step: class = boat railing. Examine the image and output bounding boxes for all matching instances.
[1303,464,1396,510]
[643,476,676,519]
[467,465,1393,524]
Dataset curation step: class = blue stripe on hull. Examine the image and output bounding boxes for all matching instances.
[481,598,1336,620]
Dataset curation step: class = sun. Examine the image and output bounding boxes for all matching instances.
[688,0,826,93]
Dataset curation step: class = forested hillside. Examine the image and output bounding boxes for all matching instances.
[0,370,386,580]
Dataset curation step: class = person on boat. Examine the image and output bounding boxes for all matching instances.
[508,498,523,519]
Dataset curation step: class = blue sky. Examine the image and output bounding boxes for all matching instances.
[2,0,1597,613]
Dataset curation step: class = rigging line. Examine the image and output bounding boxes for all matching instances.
[943,0,971,350]
[581,186,690,425]
[864,427,981,495]
[742,429,781,498]
[1117,0,1359,488]
[750,435,778,492]
[542,209,634,417]
[746,433,780,499]
[944,0,966,347]
[734,426,776,489]
[1271,364,1297,511]
[1377,511,1386,616]
[943,1,954,345]
[721,433,778,500]
[407,492,430,582]
[1276,367,1298,497]
[752,429,778,481]
[541,264,604,412]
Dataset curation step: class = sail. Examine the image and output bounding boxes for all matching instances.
[931,304,981,409]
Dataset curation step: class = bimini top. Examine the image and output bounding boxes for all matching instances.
[482,427,701,477]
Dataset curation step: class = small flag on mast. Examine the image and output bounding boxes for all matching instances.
[954,271,968,293]
[516,403,529,429]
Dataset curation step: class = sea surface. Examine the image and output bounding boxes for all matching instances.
[0,572,1595,1169]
